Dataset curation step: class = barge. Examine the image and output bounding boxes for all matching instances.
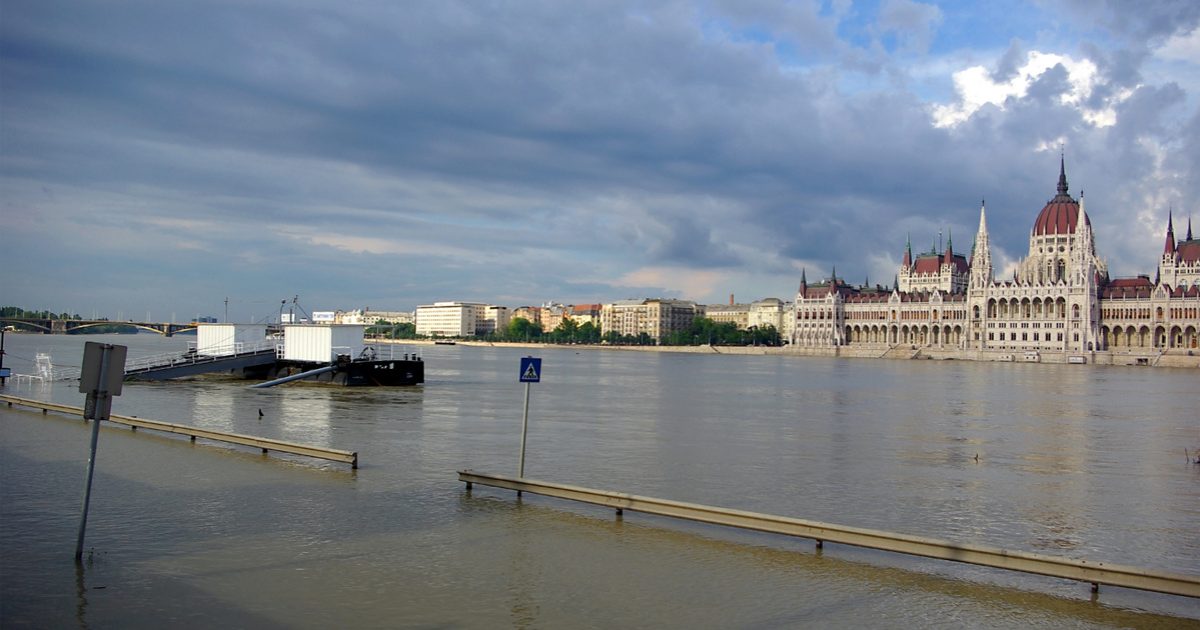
[125,323,424,387]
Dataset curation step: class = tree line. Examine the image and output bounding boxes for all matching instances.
[366,316,781,347]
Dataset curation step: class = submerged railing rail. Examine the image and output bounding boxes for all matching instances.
[458,470,1200,599]
[3,394,357,468]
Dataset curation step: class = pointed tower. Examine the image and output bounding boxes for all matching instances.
[902,234,912,267]
[1071,193,1096,285]
[1164,210,1176,257]
[969,200,993,289]
[1057,153,1068,197]
[1187,216,1194,241]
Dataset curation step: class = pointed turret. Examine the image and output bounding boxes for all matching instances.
[1188,216,1194,241]
[969,199,993,289]
[902,234,912,267]
[799,268,807,294]
[945,229,953,260]
[1057,152,1068,196]
[1164,210,1176,255]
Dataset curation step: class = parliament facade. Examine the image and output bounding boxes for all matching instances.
[791,159,1200,355]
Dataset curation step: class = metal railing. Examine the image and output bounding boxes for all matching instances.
[458,470,1200,599]
[123,339,280,374]
[3,395,357,468]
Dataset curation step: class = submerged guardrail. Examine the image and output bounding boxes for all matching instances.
[458,470,1200,599]
[2,394,357,468]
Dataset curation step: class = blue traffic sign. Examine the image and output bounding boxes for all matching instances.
[519,357,542,383]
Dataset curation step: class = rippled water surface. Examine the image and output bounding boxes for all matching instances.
[1,333,1198,627]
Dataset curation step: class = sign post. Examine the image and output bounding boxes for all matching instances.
[0,329,8,385]
[75,341,127,561]
[517,356,542,478]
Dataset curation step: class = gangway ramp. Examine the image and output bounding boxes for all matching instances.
[123,341,280,381]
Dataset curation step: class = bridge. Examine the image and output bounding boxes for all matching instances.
[0,317,200,336]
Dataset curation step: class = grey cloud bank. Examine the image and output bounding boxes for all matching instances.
[2,1,1198,319]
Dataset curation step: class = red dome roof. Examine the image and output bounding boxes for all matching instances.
[1033,196,1085,235]
[1032,157,1088,236]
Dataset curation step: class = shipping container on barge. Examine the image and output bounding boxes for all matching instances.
[123,323,423,387]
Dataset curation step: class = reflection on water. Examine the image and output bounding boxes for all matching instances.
[1,334,1198,627]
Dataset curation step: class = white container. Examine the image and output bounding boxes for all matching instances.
[283,325,365,362]
[197,324,268,356]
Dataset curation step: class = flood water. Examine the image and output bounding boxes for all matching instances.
[1,333,1198,628]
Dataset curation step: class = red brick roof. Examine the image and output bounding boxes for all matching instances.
[1177,240,1200,264]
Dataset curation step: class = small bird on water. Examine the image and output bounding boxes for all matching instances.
[258,408,264,418]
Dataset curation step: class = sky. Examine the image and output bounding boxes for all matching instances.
[2,0,1199,322]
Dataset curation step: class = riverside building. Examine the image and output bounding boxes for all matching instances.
[415,302,510,337]
[600,299,700,340]
[791,159,1200,354]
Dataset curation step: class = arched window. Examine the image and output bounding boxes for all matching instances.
[1072,304,1080,319]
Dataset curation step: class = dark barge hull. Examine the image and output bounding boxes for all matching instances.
[258,359,424,386]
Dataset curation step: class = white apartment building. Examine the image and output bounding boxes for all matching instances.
[415,302,507,337]
[481,305,510,335]
[749,298,790,334]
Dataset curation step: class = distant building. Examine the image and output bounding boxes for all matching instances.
[481,305,510,335]
[703,303,750,328]
[540,303,568,332]
[566,304,602,327]
[601,298,699,340]
[364,310,415,325]
[749,298,789,334]
[511,306,543,328]
[415,302,506,337]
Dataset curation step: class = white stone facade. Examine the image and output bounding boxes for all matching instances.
[792,160,1200,353]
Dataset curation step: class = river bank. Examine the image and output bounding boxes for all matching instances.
[382,339,1200,368]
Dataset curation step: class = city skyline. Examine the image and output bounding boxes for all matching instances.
[3,1,1199,320]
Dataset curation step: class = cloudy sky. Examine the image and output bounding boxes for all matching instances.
[3,1,1198,321]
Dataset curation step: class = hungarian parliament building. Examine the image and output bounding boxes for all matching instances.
[791,159,1200,354]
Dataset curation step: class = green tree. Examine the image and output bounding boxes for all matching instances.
[577,321,600,344]
[507,317,542,341]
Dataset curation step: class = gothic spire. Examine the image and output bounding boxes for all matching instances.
[945,228,953,259]
[1165,209,1176,255]
[1056,153,1069,196]
[1188,216,1194,241]
[903,234,912,267]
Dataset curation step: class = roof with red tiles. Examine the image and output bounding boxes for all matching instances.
[1177,240,1200,264]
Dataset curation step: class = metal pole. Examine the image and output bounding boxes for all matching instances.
[518,380,531,478]
[75,345,111,562]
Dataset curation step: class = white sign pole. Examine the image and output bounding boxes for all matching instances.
[518,380,531,478]
[75,344,111,561]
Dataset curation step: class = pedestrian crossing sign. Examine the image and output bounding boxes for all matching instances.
[519,357,542,383]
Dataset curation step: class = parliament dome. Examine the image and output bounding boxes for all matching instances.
[1032,158,1089,236]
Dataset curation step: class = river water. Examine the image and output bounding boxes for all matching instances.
[1,333,1197,628]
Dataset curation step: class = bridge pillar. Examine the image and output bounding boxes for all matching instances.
[51,320,68,335]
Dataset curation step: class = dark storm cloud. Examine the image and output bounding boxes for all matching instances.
[1,0,1197,315]
[1059,0,1200,42]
